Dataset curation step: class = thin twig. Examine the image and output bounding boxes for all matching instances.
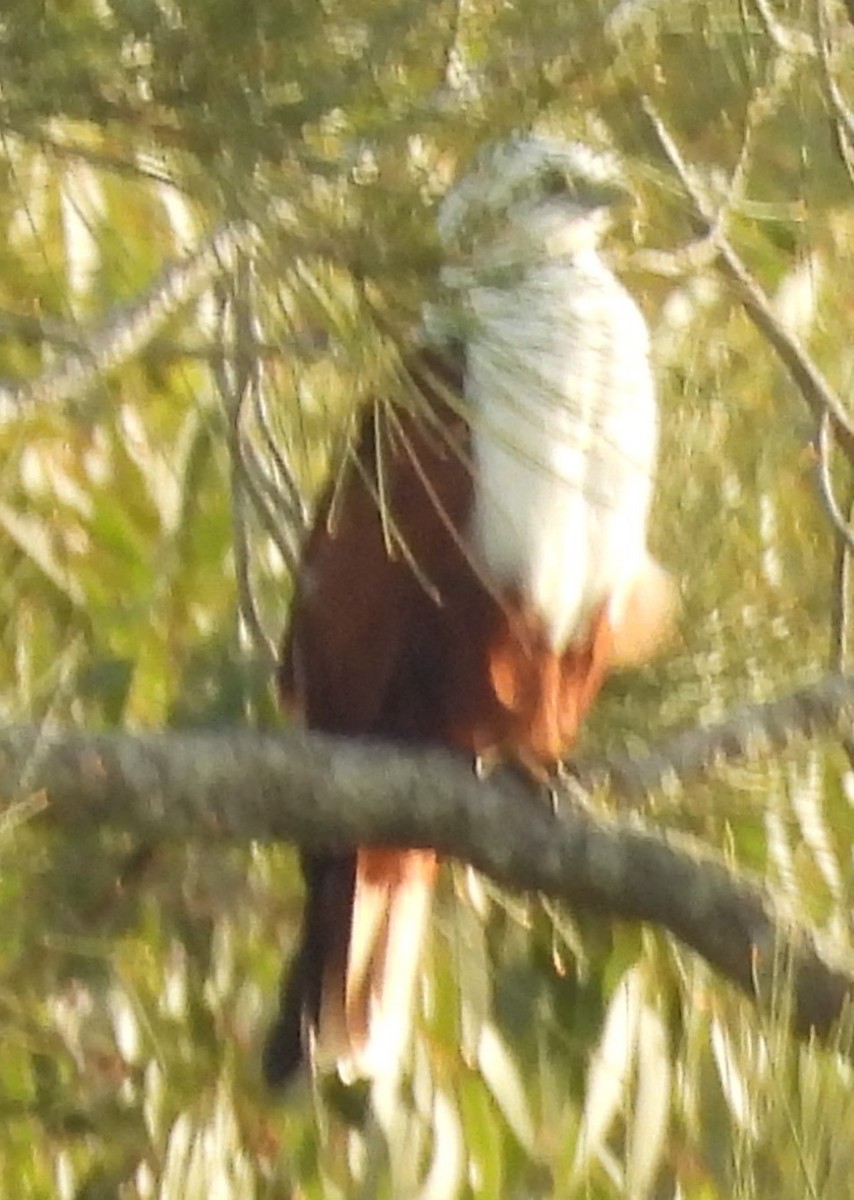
[235,436,302,574]
[750,0,815,56]
[0,309,314,365]
[816,414,854,554]
[821,406,854,759]
[815,0,854,192]
[230,480,277,668]
[0,120,184,190]
[815,0,854,143]
[231,254,304,572]
[249,386,308,537]
[643,100,854,462]
[0,219,259,420]
[213,279,278,670]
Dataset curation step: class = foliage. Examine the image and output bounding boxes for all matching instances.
[1,0,854,1195]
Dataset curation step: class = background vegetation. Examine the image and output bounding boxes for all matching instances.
[2,0,854,1195]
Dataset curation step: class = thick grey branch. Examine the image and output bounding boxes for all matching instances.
[574,672,854,802]
[2,679,854,1052]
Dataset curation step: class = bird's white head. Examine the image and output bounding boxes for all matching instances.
[437,135,626,272]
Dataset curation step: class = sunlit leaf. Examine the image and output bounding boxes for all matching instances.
[626,1002,671,1200]
[710,1017,756,1137]
[572,966,642,1183]
[0,502,86,608]
[415,1088,465,1200]
[477,1022,535,1154]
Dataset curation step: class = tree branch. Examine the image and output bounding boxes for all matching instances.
[0,219,258,420]
[5,674,854,1054]
[643,101,854,462]
[573,672,854,801]
[0,308,316,366]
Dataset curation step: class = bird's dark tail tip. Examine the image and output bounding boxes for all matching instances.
[263,853,356,1090]
[261,938,313,1089]
[261,1010,305,1089]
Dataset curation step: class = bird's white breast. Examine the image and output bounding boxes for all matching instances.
[466,251,657,652]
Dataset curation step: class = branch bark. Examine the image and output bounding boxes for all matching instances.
[573,672,854,801]
[4,675,854,1054]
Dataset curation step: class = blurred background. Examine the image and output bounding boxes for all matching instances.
[2,0,854,1195]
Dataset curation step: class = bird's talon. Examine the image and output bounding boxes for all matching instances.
[553,767,596,813]
[474,749,500,779]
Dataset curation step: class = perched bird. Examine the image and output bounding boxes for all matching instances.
[263,136,674,1088]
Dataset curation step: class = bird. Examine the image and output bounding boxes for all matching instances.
[262,135,674,1088]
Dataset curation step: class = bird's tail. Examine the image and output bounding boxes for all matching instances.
[263,847,436,1087]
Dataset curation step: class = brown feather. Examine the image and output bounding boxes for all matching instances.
[264,344,664,1085]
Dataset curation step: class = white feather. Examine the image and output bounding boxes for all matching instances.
[466,253,655,651]
[437,137,658,653]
